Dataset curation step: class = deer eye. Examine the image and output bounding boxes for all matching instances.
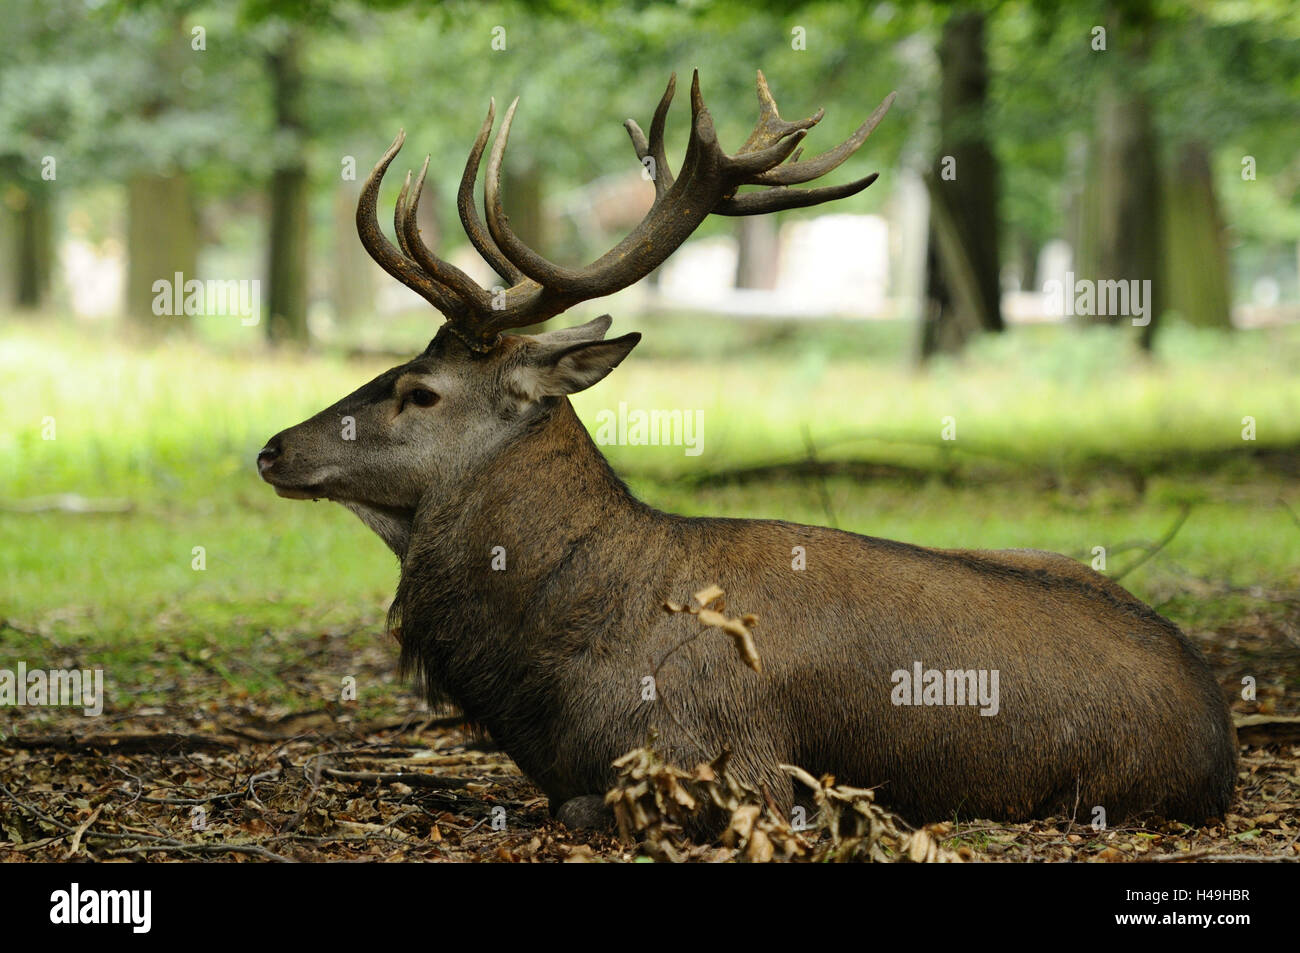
[400,388,439,411]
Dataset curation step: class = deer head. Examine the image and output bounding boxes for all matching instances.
[257,71,894,555]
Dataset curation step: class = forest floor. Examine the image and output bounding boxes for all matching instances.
[1,596,1296,863]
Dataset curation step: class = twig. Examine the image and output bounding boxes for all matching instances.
[1063,779,1082,839]
[104,843,294,862]
[0,781,76,833]
[649,629,717,759]
[940,825,1064,842]
[1280,497,1300,531]
[800,423,838,529]
[5,732,241,754]
[345,713,470,736]
[65,804,104,859]
[134,791,247,806]
[107,762,144,807]
[650,588,760,759]
[1111,504,1192,582]
[264,832,425,851]
[285,754,323,833]
[320,768,480,790]
[0,618,62,647]
[1,781,287,859]
[246,766,281,810]
[1137,848,1298,863]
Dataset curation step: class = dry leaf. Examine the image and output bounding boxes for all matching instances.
[746,828,774,863]
[692,584,724,608]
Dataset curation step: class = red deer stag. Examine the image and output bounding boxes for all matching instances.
[258,71,1236,830]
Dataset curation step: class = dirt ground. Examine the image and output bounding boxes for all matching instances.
[1,613,1297,863]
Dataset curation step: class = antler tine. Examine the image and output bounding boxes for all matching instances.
[399,155,493,311]
[485,97,588,293]
[736,69,824,155]
[752,90,897,186]
[481,71,725,303]
[472,71,731,337]
[721,125,808,177]
[624,72,678,204]
[715,172,880,216]
[715,78,896,216]
[357,130,469,320]
[681,69,720,177]
[394,171,414,258]
[458,99,527,287]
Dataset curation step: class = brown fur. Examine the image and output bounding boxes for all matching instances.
[390,399,1236,824]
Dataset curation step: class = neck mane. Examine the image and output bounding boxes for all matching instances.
[387,398,652,714]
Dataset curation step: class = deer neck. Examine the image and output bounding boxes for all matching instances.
[436,396,642,545]
[390,398,651,713]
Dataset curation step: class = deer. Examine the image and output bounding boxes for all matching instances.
[257,71,1236,832]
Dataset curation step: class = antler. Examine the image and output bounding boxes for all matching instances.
[358,70,895,350]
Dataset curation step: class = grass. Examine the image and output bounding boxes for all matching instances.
[2,313,1298,698]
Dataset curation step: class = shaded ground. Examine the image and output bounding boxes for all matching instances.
[2,600,1297,863]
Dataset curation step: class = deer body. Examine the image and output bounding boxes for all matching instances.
[259,71,1236,827]
[387,392,1235,823]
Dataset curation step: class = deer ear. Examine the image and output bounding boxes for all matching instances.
[514,332,641,399]
[530,314,613,346]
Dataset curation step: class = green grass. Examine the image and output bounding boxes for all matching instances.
[2,314,1298,697]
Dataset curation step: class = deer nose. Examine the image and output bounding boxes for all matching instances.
[257,438,283,474]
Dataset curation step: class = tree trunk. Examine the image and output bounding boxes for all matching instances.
[1015,232,1037,292]
[921,173,992,356]
[123,15,199,332]
[499,162,545,325]
[502,162,545,255]
[734,216,779,290]
[1077,7,1163,348]
[331,182,373,327]
[1162,140,1232,330]
[1092,87,1162,330]
[920,10,1003,361]
[13,183,53,310]
[126,172,199,329]
[266,30,310,343]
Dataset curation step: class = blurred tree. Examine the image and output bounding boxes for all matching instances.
[1064,0,1300,346]
[265,25,311,342]
[122,12,201,332]
[331,180,374,326]
[921,7,1004,359]
[974,0,1300,351]
[4,166,54,310]
[1162,140,1231,333]
[0,4,75,312]
[1074,3,1163,346]
[126,169,199,329]
[734,217,779,290]
[1144,4,1300,335]
[993,2,1093,297]
[503,161,546,267]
